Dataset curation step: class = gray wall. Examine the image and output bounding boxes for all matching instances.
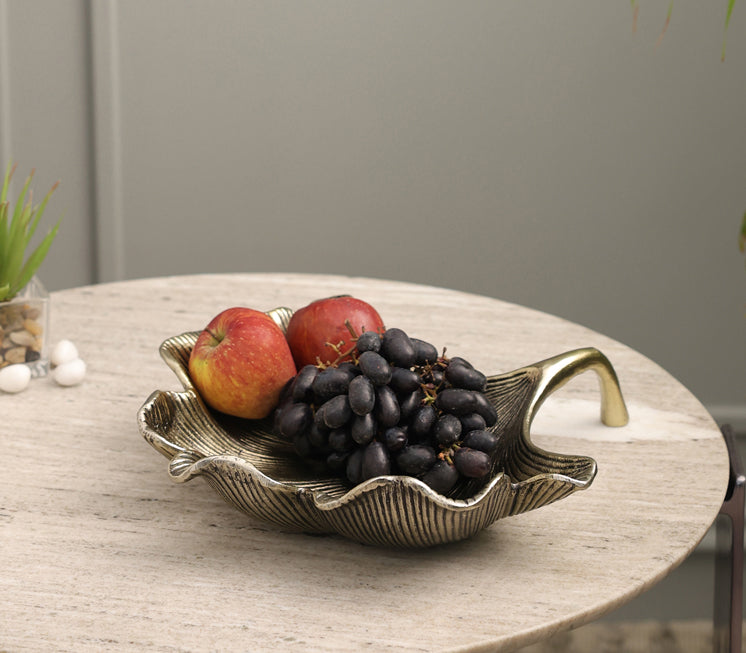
[1,0,744,428]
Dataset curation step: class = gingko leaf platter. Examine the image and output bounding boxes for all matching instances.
[137,307,629,548]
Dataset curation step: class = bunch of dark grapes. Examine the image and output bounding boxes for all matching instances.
[273,325,500,496]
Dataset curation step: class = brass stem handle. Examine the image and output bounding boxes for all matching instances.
[530,347,630,428]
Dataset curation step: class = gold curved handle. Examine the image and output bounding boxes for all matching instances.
[530,347,629,427]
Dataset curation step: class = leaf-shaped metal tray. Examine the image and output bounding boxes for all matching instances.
[137,307,628,547]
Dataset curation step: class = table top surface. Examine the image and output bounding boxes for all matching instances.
[1,273,729,652]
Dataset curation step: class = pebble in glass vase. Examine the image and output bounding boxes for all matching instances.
[0,276,50,377]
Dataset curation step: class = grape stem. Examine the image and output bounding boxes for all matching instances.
[419,353,450,402]
[344,319,359,340]
[438,447,457,465]
[316,320,363,369]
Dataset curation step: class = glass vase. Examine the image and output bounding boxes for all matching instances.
[0,276,50,378]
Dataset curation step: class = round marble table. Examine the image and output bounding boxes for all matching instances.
[0,273,729,652]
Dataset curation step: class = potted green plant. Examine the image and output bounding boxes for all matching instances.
[0,161,60,377]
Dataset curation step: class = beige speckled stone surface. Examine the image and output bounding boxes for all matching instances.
[0,274,729,652]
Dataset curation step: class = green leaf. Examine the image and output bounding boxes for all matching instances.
[722,0,736,61]
[11,220,59,296]
[2,173,33,282]
[1,200,33,283]
[9,170,33,229]
[24,180,58,245]
[0,282,10,302]
[0,161,15,205]
[655,0,674,48]
[0,165,12,273]
[0,202,8,268]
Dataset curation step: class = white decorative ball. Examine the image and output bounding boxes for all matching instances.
[51,339,80,367]
[52,358,86,387]
[0,364,32,393]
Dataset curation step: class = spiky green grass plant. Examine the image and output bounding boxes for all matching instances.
[0,161,60,302]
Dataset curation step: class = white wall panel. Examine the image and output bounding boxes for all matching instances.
[90,0,125,283]
[0,1,11,167]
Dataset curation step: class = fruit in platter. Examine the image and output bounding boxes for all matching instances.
[285,295,385,368]
[188,307,297,419]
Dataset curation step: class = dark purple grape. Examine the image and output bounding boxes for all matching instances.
[389,367,421,394]
[313,403,328,429]
[473,392,498,426]
[348,374,375,415]
[326,450,349,471]
[412,338,438,365]
[374,385,400,427]
[396,445,437,476]
[358,351,392,385]
[275,385,295,411]
[435,388,477,415]
[293,433,312,458]
[423,366,445,388]
[312,366,356,402]
[307,422,329,449]
[410,404,437,439]
[346,448,364,484]
[460,412,487,433]
[350,412,377,445]
[421,460,459,494]
[278,376,294,402]
[320,394,352,429]
[272,402,289,437]
[399,388,425,422]
[341,364,363,385]
[328,427,353,452]
[291,365,319,402]
[381,328,416,368]
[337,360,361,375]
[384,426,408,452]
[434,413,462,447]
[355,330,382,354]
[445,362,487,392]
[276,402,312,440]
[449,356,473,368]
[361,441,391,480]
[461,429,499,454]
[453,447,492,478]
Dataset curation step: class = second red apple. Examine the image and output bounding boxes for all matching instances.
[285,296,385,368]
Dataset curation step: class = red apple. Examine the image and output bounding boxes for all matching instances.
[188,307,297,419]
[286,295,385,368]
